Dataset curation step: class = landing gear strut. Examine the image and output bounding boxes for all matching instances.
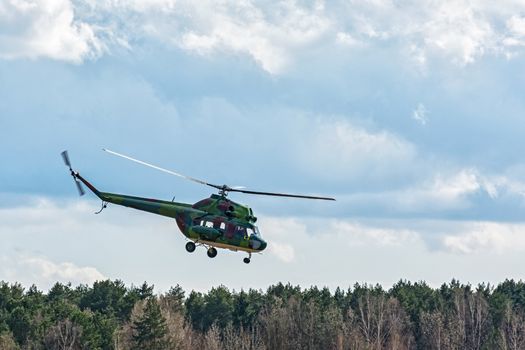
[207,247,217,258]
[185,242,196,253]
[243,253,251,264]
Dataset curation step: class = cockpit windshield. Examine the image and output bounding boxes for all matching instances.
[252,225,261,237]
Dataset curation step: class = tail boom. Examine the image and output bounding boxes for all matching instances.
[75,173,203,219]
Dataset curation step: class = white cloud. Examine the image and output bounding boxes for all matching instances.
[430,169,481,201]
[412,103,428,125]
[4,197,525,290]
[427,169,525,203]
[0,0,103,62]
[329,221,419,247]
[259,216,420,264]
[295,117,416,182]
[507,15,525,38]
[336,32,361,46]
[0,255,105,289]
[0,198,174,290]
[6,0,523,70]
[259,218,305,263]
[392,169,504,211]
[442,222,525,254]
[419,2,495,65]
[269,242,296,263]
[176,1,332,74]
[339,0,525,66]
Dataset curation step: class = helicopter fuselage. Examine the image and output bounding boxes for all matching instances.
[76,173,267,255]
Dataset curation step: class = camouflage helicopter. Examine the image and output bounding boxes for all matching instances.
[61,149,335,264]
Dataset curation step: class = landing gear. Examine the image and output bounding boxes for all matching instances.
[243,253,252,264]
[207,247,217,258]
[185,242,196,253]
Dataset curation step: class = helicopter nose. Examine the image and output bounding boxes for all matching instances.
[259,240,267,251]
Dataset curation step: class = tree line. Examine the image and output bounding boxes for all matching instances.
[0,279,524,349]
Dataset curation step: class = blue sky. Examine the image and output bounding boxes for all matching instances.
[2,0,525,292]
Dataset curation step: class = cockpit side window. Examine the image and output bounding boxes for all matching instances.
[235,226,247,236]
[246,228,254,237]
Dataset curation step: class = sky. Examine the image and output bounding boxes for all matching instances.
[2,0,525,293]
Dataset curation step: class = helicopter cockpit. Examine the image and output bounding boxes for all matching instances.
[245,224,266,250]
[192,218,266,250]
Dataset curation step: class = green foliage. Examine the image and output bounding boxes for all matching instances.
[0,279,524,349]
[132,298,168,350]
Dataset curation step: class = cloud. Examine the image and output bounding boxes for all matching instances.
[259,216,420,265]
[328,221,420,247]
[393,168,525,212]
[336,32,361,46]
[412,103,428,125]
[0,254,105,290]
[331,167,525,219]
[174,1,333,74]
[0,0,103,62]
[269,242,296,263]
[429,169,481,202]
[4,197,525,290]
[418,1,495,65]
[6,0,524,71]
[293,117,417,184]
[441,222,525,254]
[258,218,305,263]
[335,0,525,66]
[426,169,525,203]
[507,15,525,38]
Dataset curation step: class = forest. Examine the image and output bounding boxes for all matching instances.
[0,279,524,349]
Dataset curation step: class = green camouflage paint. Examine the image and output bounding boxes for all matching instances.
[75,173,267,254]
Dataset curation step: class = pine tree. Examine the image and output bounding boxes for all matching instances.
[132,298,168,350]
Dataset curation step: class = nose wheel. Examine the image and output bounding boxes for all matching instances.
[243,253,252,264]
[185,242,196,253]
[186,242,195,253]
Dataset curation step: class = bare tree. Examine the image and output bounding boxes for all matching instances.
[257,297,295,350]
[0,332,19,350]
[356,291,392,349]
[385,298,414,350]
[499,301,525,350]
[421,311,446,350]
[158,295,191,350]
[203,324,222,350]
[221,324,265,350]
[466,291,490,350]
[43,319,82,350]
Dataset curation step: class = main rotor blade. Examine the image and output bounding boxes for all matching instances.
[228,188,336,201]
[61,150,71,168]
[103,148,216,188]
[103,148,335,201]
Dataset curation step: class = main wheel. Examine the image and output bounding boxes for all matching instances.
[243,257,251,264]
[207,247,217,258]
[185,242,196,253]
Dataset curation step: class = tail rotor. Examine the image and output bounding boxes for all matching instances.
[61,150,85,196]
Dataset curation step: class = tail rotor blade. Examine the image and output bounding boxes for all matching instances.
[75,180,85,196]
[61,150,85,196]
[61,150,71,168]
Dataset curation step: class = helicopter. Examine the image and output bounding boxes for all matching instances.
[61,149,335,264]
